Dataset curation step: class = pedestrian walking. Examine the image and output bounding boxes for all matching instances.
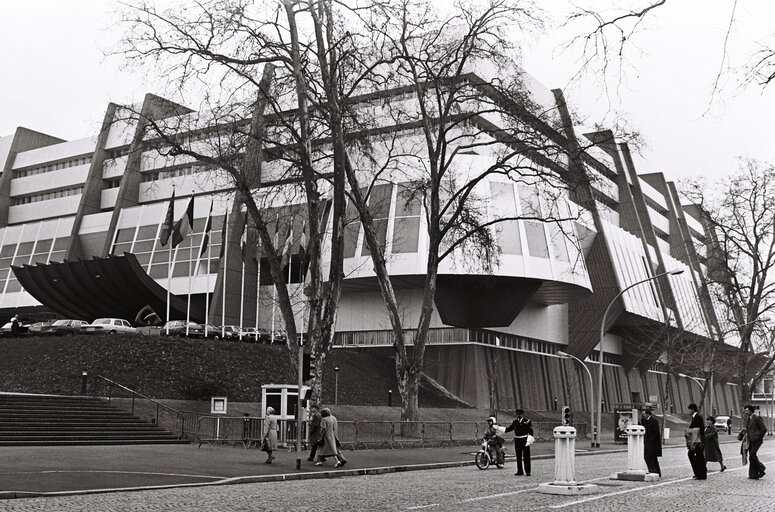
[505,408,533,476]
[315,407,347,467]
[261,406,278,464]
[685,403,707,479]
[307,403,323,463]
[640,408,662,476]
[740,404,767,479]
[10,315,19,338]
[704,416,726,472]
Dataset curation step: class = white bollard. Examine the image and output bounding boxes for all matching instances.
[537,426,600,495]
[612,424,659,481]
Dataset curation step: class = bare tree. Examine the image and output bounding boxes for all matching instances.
[337,0,591,421]
[683,159,775,403]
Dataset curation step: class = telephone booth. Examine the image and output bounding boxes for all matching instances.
[261,384,310,445]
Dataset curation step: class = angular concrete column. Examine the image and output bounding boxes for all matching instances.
[612,424,659,481]
[537,426,600,495]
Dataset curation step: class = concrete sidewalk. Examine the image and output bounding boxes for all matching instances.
[0,435,742,499]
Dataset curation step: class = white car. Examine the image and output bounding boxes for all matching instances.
[83,318,137,335]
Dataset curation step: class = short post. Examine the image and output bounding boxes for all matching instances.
[80,371,88,395]
[612,424,659,481]
[388,389,392,407]
[537,426,600,495]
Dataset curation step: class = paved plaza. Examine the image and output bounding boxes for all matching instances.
[0,435,770,510]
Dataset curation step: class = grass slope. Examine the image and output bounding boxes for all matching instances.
[0,335,465,407]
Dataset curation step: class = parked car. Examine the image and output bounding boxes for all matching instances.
[161,320,205,338]
[28,321,55,336]
[82,318,137,335]
[50,319,89,335]
[714,415,732,434]
[272,329,287,344]
[202,324,223,339]
[218,325,242,340]
[239,327,272,343]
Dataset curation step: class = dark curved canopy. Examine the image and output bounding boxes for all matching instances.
[12,253,204,323]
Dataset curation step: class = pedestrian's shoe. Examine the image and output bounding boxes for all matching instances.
[335,460,347,468]
[721,465,726,472]
[526,473,531,476]
[759,470,766,478]
[306,458,315,462]
[314,462,323,466]
[265,456,275,464]
[515,471,524,476]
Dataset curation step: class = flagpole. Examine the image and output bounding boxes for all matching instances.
[206,242,211,334]
[240,248,246,341]
[255,238,261,342]
[222,217,227,335]
[194,202,212,336]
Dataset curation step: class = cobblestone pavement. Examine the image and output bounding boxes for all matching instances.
[0,440,771,511]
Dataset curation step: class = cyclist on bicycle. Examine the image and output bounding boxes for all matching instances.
[483,416,506,466]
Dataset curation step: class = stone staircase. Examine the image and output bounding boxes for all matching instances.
[0,393,187,446]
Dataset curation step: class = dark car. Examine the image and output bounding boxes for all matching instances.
[161,320,206,338]
[51,319,89,335]
[218,325,242,340]
[202,324,223,339]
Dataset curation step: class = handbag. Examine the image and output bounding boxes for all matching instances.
[525,434,535,447]
[260,438,269,452]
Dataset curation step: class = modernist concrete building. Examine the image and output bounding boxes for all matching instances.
[0,67,743,419]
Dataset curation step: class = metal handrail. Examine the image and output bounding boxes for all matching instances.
[93,375,187,438]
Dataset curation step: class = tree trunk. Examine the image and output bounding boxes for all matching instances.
[398,366,420,423]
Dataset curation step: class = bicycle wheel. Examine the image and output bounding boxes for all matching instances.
[475,451,490,470]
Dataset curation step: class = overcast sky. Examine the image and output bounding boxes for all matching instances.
[2,0,774,186]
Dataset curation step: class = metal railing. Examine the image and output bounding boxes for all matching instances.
[92,375,187,439]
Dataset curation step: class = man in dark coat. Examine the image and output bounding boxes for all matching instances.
[686,403,707,479]
[742,404,767,479]
[505,408,533,476]
[307,403,323,463]
[640,408,662,476]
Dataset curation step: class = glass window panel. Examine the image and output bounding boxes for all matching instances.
[12,254,30,266]
[395,185,421,216]
[172,261,191,277]
[49,251,66,262]
[34,239,52,253]
[136,226,157,240]
[135,253,151,266]
[0,245,16,257]
[362,219,388,256]
[112,243,132,256]
[115,228,136,243]
[149,264,169,279]
[0,269,8,280]
[496,219,522,255]
[30,254,49,264]
[133,240,155,253]
[518,185,543,217]
[212,215,225,233]
[392,217,420,253]
[5,279,21,292]
[549,224,570,262]
[152,249,172,265]
[524,221,549,258]
[343,223,359,259]
[209,258,221,274]
[369,184,393,219]
[0,258,12,269]
[53,238,69,250]
[16,242,34,256]
[175,247,192,262]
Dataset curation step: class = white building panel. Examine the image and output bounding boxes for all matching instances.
[8,196,80,224]
[12,136,96,169]
[103,156,129,179]
[100,188,120,210]
[104,114,138,149]
[639,179,668,211]
[647,206,670,236]
[10,164,90,196]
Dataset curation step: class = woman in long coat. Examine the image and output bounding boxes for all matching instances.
[261,406,278,464]
[704,416,726,472]
[315,408,347,467]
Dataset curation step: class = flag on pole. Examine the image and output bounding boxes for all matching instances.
[298,220,309,281]
[171,196,194,248]
[280,216,294,268]
[218,211,228,259]
[159,190,176,246]
[199,201,213,258]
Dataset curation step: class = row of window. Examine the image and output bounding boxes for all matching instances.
[140,163,210,182]
[15,156,92,177]
[10,187,84,206]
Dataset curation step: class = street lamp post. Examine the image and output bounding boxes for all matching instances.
[597,269,684,448]
[334,367,340,405]
[557,350,595,447]
[679,373,706,413]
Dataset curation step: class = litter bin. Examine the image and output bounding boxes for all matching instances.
[663,428,670,443]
